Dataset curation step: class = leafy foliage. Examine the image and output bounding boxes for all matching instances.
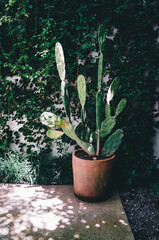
[1,0,159,186]
[0,150,73,184]
[0,151,36,184]
[32,151,73,185]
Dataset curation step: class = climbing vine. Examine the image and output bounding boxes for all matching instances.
[1,0,159,185]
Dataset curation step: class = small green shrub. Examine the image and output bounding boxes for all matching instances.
[0,151,36,184]
[0,150,73,185]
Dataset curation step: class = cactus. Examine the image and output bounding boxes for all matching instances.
[100,117,116,139]
[40,112,69,128]
[96,91,102,130]
[95,25,106,155]
[75,124,96,143]
[98,25,106,53]
[62,124,95,155]
[47,130,64,139]
[77,75,86,125]
[55,42,71,123]
[105,103,111,118]
[55,43,65,81]
[77,75,86,107]
[101,129,123,157]
[40,25,126,158]
[115,98,127,117]
[106,77,120,105]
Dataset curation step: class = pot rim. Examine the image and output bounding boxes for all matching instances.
[73,149,115,162]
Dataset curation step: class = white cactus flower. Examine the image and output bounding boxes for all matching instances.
[40,112,69,128]
[55,42,65,81]
[40,112,59,128]
[107,77,120,104]
[106,87,114,104]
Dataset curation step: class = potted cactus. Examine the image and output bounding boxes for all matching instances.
[40,26,127,201]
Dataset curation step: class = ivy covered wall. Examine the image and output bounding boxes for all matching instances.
[1,0,159,186]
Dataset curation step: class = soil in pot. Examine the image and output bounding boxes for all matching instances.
[75,149,108,160]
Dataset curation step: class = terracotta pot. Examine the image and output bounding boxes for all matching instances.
[72,149,115,202]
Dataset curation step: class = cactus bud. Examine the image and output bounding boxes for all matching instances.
[107,77,120,104]
[40,112,69,128]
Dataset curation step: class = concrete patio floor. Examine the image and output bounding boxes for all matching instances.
[0,184,134,240]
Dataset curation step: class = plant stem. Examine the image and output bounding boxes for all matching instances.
[96,129,100,156]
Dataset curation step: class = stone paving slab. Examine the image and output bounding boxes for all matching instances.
[0,184,134,240]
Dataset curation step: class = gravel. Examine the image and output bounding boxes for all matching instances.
[120,188,159,240]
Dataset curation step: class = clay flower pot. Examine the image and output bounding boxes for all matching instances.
[72,149,115,202]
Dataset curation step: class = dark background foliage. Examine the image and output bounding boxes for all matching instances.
[1,0,159,187]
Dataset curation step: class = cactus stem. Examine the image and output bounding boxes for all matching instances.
[81,106,85,125]
[96,129,100,156]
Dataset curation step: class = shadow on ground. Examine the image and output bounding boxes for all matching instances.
[0,184,134,240]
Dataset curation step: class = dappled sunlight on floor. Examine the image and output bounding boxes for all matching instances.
[0,184,134,240]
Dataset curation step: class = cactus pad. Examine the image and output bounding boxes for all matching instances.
[61,81,71,122]
[55,43,65,81]
[115,98,127,117]
[77,75,86,107]
[98,53,103,90]
[75,124,95,143]
[47,130,64,139]
[102,129,123,157]
[105,103,111,118]
[62,124,95,155]
[100,117,116,139]
[98,25,106,52]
